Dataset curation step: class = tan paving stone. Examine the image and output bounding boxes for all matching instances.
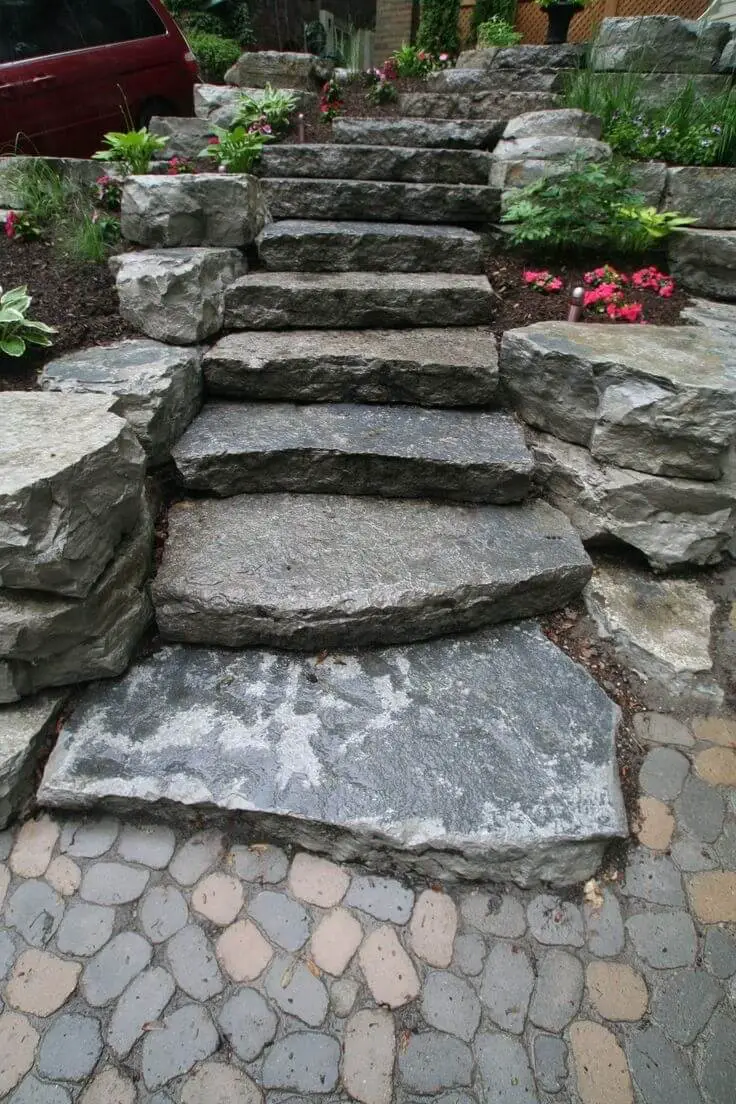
[358,925,420,1009]
[9,815,59,878]
[192,872,244,926]
[692,717,736,748]
[45,855,82,896]
[310,907,363,976]
[216,920,273,982]
[635,797,674,851]
[0,1011,39,1096]
[79,1067,136,1104]
[343,1008,395,1104]
[569,1020,633,1104]
[687,872,736,923]
[586,962,648,1022]
[409,889,458,967]
[0,862,9,908]
[181,1061,262,1104]
[695,747,736,787]
[288,852,349,907]
[6,949,81,1016]
[633,713,693,748]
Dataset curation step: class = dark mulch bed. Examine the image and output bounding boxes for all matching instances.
[282,76,422,145]
[0,237,137,390]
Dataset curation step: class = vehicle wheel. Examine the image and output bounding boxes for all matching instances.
[138,98,176,127]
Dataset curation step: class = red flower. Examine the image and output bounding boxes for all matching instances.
[207,136,220,145]
[4,210,18,238]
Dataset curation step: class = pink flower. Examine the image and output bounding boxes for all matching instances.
[207,136,220,145]
[4,211,18,238]
[439,53,449,61]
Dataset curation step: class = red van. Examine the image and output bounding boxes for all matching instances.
[0,0,198,157]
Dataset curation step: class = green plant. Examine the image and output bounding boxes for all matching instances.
[163,0,253,44]
[3,158,70,225]
[188,31,241,82]
[4,210,43,242]
[58,213,121,263]
[417,0,460,57]
[535,0,593,8]
[477,17,523,47]
[200,125,271,172]
[0,285,56,358]
[617,205,697,249]
[389,43,445,78]
[92,128,168,174]
[304,19,327,56]
[320,78,344,122]
[235,84,299,133]
[473,0,517,33]
[366,78,398,105]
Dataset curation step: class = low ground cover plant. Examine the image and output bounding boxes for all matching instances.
[92,127,168,174]
[201,125,271,171]
[364,68,398,105]
[0,284,56,357]
[235,85,299,134]
[389,44,452,78]
[521,263,677,322]
[477,17,522,47]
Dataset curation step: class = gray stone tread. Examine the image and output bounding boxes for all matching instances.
[260,178,499,224]
[258,143,491,184]
[398,91,558,120]
[39,621,625,886]
[151,493,592,649]
[171,401,532,503]
[332,117,506,149]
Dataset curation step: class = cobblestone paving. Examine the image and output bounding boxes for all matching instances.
[0,713,735,1103]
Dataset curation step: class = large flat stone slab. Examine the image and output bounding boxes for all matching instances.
[0,393,145,598]
[457,44,586,70]
[152,493,591,649]
[121,174,268,249]
[40,340,202,467]
[172,402,532,503]
[260,178,499,224]
[224,273,494,330]
[426,67,562,93]
[38,622,625,886]
[501,323,736,480]
[257,221,484,274]
[665,167,736,229]
[203,329,499,407]
[398,91,557,120]
[224,50,328,90]
[669,229,736,301]
[332,118,505,150]
[1,692,65,827]
[259,144,490,185]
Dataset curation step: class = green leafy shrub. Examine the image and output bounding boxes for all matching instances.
[57,213,121,263]
[92,128,168,174]
[163,0,253,45]
[389,43,451,78]
[188,31,241,82]
[235,84,299,133]
[473,0,517,32]
[201,125,271,172]
[477,18,522,47]
[366,77,398,105]
[417,0,460,58]
[0,285,56,358]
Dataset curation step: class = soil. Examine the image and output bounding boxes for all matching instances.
[282,76,421,145]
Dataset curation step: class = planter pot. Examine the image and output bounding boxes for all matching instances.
[544,3,582,45]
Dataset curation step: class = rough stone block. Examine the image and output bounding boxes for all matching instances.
[149,116,214,160]
[399,90,557,121]
[491,135,610,188]
[664,166,736,230]
[332,117,505,150]
[0,693,65,827]
[669,228,736,300]
[224,50,330,90]
[193,83,317,128]
[258,143,491,185]
[591,15,731,72]
[121,174,268,249]
[502,108,602,140]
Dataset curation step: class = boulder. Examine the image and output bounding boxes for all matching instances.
[193,83,318,129]
[40,340,203,467]
[332,118,505,150]
[491,135,610,189]
[0,393,145,598]
[426,68,562,93]
[669,229,736,300]
[502,109,602,140]
[629,160,667,207]
[149,116,215,160]
[681,297,736,337]
[1,692,66,826]
[591,16,731,73]
[719,36,736,72]
[224,51,330,90]
[664,167,736,230]
[120,174,268,249]
[0,503,153,703]
[110,248,245,345]
[456,45,585,70]
[530,430,736,571]
[501,323,736,480]
[592,72,731,108]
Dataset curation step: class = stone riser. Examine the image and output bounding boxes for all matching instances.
[426,68,564,93]
[260,179,499,225]
[258,144,491,185]
[332,118,505,150]
[398,91,558,120]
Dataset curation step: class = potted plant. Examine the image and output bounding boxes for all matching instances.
[535,0,591,45]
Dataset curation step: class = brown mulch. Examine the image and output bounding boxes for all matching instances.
[282,76,422,145]
[0,236,137,391]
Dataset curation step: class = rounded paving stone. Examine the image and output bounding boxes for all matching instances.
[460,890,526,938]
[703,927,736,979]
[80,862,149,906]
[626,909,697,969]
[56,902,115,957]
[117,823,176,869]
[626,1024,701,1104]
[358,925,420,1009]
[639,747,690,802]
[288,852,349,907]
[169,830,223,887]
[5,881,64,947]
[421,970,481,1042]
[0,1012,39,1097]
[248,889,310,951]
[695,746,736,786]
[37,1013,103,1082]
[192,872,244,926]
[6,949,81,1016]
[584,888,624,958]
[529,948,583,1032]
[45,856,81,897]
[107,966,176,1059]
[586,961,648,1022]
[61,818,120,859]
[141,1004,219,1091]
[527,893,584,946]
[264,954,329,1026]
[452,933,485,976]
[569,1020,633,1104]
[650,967,723,1044]
[181,1062,262,1104]
[330,977,359,1018]
[687,870,736,923]
[8,1076,71,1104]
[343,1008,395,1104]
[675,774,725,843]
[165,924,223,1001]
[10,816,59,878]
[139,884,189,943]
[310,907,363,976]
[216,920,274,982]
[82,931,153,1007]
[230,843,288,885]
[262,1031,340,1092]
[697,1009,736,1104]
[480,941,534,1034]
[218,987,278,1062]
[532,1033,569,1095]
[476,1032,537,1102]
[622,849,685,907]
[344,875,414,924]
[78,1068,136,1104]
[398,1030,473,1094]
[409,889,458,968]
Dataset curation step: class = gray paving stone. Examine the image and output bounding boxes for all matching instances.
[5,880,64,946]
[675,774,725,843]
[141,1004,219,1091]
[532,1033,568,1094]
[633,713,694,747]
[627,909,697,969]
[146,1096,174,1104]
[399,1031,473,1093]
[264,955,329,1026]
[714,817,736,867]
[460,890,527,937]
[670,834,718,872]
[651,968,723,1044]
[165,924,223,1000]
[330,977,359,1018]
[0,928,17,978]
[80,862,149,905]
[453,933,486,976]
[697,1009,736,1104]
[584,887,624,957]
[475,1032,537,1103]
[529,948,583,1032]
[61,817,120,858]
[139,885,189,943]
[82,931,153,1006]
[230,843,288,884]
[56,902,115,956]
[9,1076,71,1104]
[480,941,534,1034]
[262,1031,340,1091]
[0,828,11,858]
[169,830,223,886]
[117,823,177,868]
[248,890,310,951]
[627,1025,701,1104]
[639,747,690,801]
[107,966,176,1058]
[704,928,736,979]
[37,1013,103,1081]
[218,987,278,1061]
[343,875,415,924]
[421,971,481,1042]
[622,849,685,907]
[527,894,584,946]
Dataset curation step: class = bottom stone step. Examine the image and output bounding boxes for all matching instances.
[38,623,625,885]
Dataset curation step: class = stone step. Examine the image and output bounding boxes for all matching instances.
[256,220,485,273]
[260,178,499,224]
[258,143,490,184]
[224,273,494,330]
[172,402,532,503]
[38,622,625,886]
[398,91,558,120]
[426,68,563,94]
[151,493,592,649]
[203,328,499,407]
[333,117,505,150]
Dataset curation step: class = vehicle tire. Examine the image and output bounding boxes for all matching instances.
[138,97,176,127]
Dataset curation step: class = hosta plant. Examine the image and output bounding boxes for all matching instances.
[235,84,299,133]
[200,126,271,172]
[92,128,168,174]
[0,285,56,357]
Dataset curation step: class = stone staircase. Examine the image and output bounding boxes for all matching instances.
[38,50,629,885]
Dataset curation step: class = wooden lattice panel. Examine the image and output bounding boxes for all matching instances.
[513,0,710,45]
[459,0,476,47]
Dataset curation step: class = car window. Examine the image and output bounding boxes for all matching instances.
[0,0,165,63]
